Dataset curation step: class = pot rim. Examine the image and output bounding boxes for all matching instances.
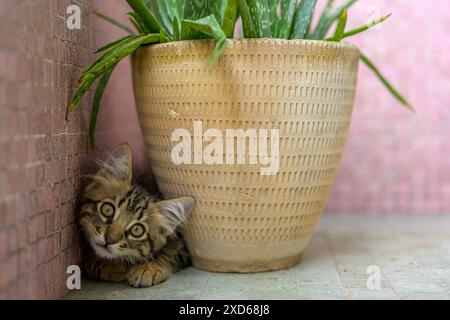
[139,38,360,54]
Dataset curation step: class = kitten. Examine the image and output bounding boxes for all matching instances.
[78,144,195,288]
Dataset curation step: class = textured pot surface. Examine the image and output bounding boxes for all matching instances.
[132,39,359,272]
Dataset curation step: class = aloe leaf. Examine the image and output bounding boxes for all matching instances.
[334,13,391,40]
[268,0,280,35]
[328,0,358,25]
[126,0,163,33]
[268,0,280,20]
[92,11,135,35]
[95,35,136,53]
[360,53,414,111]
[67,34,161,118]
[222,0,239,38]
[66,75,97,120]
[155,0,185,32]
[127,11,150,33]
[238,0,257,38]
[69,37,140,116]
[151,0,173,34]
[290,0,317,39]
[168,0,185,21]
[182,15,227,64]
[308,0,333,39]
[214,0,229,25]
[87,35,139,74]
[311,0,357,40]
[328,9,347,41]
[181,0,217,39]
[173,15,181,41]
[247,0,272,38]
[89,65,116,148]
[128,15,145,33]
[81,34,161,83]
[275,0,296,39]
[159,28,171,43]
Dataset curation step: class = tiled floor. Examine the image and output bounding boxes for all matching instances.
[64,214,450,300]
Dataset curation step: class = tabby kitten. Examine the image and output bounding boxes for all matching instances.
[78,144,195,288]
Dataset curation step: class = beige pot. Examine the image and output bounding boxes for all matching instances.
[132,39,359,272]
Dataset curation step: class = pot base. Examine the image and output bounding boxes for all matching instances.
[191,254,303,273]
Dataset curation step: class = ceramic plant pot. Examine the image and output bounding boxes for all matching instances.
[132,39,359,272]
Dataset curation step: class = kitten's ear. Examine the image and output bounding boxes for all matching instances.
[155,197,195,234]
[96,144,133,182]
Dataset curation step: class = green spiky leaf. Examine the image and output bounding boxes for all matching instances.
[181,0,217,39]
[328,9,347,42]
[331,13,392,40]
[94,35,136,53]
[268,0,280,35]
[173,15,181,41]
[290,0,317,39]
[182,15,227,64]
[222,0,239,38]
[238,0,257,38]
[126,0,164,33]
[276,0,296,39]
[127,11,150,33]
[310,0,357,39]
[87,36,138,74]
[247,0,272,38]
[89,65,116,148]
[150,0,173,34]
[66,34,161,118]
[361,53,414,111]
[92,11,135,35]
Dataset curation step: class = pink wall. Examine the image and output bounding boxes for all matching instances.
[325,0,450,213]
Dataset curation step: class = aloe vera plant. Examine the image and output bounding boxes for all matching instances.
[67,0,413,147]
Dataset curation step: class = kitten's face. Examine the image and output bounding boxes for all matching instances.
[79,144,194,262]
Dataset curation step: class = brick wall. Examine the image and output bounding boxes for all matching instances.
[0,0,150,299]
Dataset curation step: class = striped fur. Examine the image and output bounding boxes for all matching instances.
[79,144,194,288]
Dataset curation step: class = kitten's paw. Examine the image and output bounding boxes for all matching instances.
[100,263,129,282]
[83,256,128,283]
[127,263,170,288]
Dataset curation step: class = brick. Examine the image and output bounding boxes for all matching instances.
[18,250,29,277]
[6,282,19,300]
[6,254,18,285]
[37,239,47,266]
[27,214,46,243]
[0,229,7,261]
[5,169,26,195]
[0,261,8,289]
[45,232,61,262]
[24,245,39,273]
[7,225,18,254]
[37,265,48,295]
[15,276,29,300]
[16,221,28,250]
[61,224,76,251]
[4,196,26,226]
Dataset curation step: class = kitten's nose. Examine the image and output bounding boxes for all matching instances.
[104,234,117,246]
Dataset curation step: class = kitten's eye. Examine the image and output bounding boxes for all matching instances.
[100,202,115,218]
[129,223,145,238]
